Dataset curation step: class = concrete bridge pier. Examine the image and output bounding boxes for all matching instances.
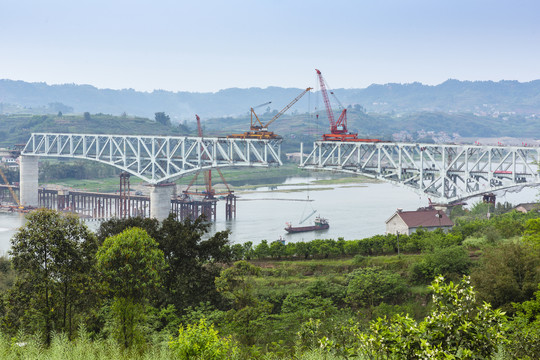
[19,155,39,207]
[150,183,175,221]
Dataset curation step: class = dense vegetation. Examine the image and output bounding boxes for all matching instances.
[0,201,539,358]
[0,113,189,147]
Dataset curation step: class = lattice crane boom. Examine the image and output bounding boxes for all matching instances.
[316,69,348,135]
[0,167,21,207]
[257,87,313,130]
[316,69,336,130]
[250,101,272,129]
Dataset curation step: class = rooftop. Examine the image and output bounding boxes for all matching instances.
[391,209,454,228]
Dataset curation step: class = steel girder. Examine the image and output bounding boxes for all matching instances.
[300,141,540,203]
[22,133,282,184]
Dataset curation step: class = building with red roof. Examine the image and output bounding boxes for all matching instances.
[385,208,454,235]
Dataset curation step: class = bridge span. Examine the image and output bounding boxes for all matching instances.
[300,141,540,204]
[19,133,282,219]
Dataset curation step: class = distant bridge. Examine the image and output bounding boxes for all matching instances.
[300,141,540,204]
[22,133,283,184]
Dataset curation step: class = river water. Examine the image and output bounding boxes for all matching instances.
[1,178,538,254]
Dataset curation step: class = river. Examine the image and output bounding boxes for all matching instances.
[1,178,539,254]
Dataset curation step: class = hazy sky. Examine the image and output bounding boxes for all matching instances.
[1,0,539,93]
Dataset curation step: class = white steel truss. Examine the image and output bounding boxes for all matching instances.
[300,141,540,203]
[23,133,282,184]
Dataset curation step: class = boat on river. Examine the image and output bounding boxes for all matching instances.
[284,216,329,233]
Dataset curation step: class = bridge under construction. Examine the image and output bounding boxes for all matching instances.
[18,133,280,220]
[5,132,540,221]
[300,141,540,204]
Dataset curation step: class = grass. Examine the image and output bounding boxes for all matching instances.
[44,177,145,193]
[0,330,349,360]
[0,331,174,360]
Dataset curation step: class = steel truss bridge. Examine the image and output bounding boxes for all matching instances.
[22,133,282,184]
[300,141,540,204]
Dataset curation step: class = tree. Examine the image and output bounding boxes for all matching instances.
[346,267,407,315]
[215,261,261,309]
[471,241,540,313]
[158,215,232,311]
[155,112,171,126]
[269,240,286,259]
[411,245,471,284]
[504,284,540,359]
[96,227,166,348]
[523,217,540,247]
[97,215,232,313]
[83,112,91,121]
[96,216,161,244]
[8,209,98,343]
[215,261,272,346]
[324,276,507,359]
[254,240,270,259]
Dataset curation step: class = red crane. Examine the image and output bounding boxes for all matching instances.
[315,69,381,142]
[184,115,233,199]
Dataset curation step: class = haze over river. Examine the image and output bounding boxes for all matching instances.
[0,177,538,254]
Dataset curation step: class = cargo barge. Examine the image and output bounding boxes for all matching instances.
[284,216,329,233]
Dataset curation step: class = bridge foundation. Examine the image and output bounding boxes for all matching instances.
[150,183,175,221]
[19,155,39,207]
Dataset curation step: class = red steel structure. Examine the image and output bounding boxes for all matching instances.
[184,115,233,200]
[315,69,381,142]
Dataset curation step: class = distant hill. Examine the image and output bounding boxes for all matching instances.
[1,79,539,122]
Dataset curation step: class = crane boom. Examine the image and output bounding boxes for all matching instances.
[229,87,311,139]
[250,101,272,129]
[316,69,347,134]
[0,167,21,207]
[195,114,203,137]
[316,69,336,129]
[260,87,313,129]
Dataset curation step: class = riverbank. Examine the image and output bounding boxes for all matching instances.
[42,163,375,194]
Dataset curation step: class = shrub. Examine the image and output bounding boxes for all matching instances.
[168,318,237,360]
[411,245,471,284]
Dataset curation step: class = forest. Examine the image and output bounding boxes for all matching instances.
[0,201,539,359]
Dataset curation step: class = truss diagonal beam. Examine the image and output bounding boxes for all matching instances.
[23,133,283,184]
[300,141,540,203]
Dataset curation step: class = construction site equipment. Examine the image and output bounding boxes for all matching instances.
[183,115,234,200]
[315,69,381,142]
[228,87,312,140]
[119,172,131,218]
[180,115,236,221]
[0,166,24,209]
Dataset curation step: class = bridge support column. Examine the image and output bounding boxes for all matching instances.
[19,155,39,207]
[150,183,175,221]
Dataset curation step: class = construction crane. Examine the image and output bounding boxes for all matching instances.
[315,69,381,142]
[228,87,312,140]
[183,115,233,199]
[248,101,272,133]
[0,167,23,209]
